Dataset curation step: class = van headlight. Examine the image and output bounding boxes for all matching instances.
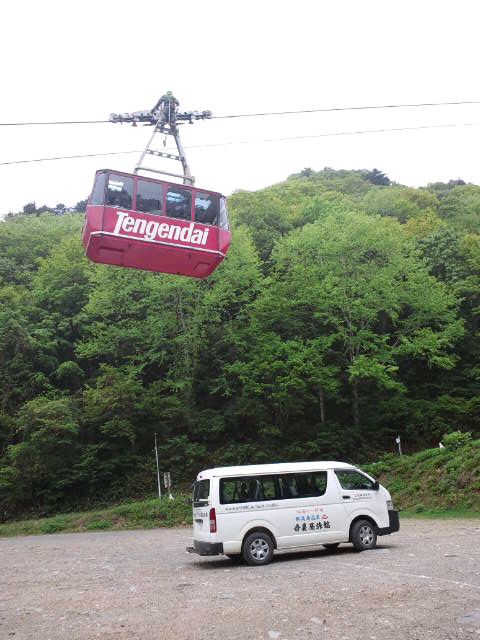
[386,500,394,510]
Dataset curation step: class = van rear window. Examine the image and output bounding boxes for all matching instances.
[193,479,210,506]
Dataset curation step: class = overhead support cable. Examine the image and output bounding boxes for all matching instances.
[0,150,141,166]
[1,100,480,127]
[184,121,480,148]
[0,120,110,126]
[212,100,480,120]
[1,121,480,166]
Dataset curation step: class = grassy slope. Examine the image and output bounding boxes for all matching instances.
[0,497,192,537]
[1,440,479,536]
[364,437,480,515]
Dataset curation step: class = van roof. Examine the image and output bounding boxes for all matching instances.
[197,461,356,479]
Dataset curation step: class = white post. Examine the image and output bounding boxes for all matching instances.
[164,472,174,500]
[395,435,403,456]
[154,433,162,499]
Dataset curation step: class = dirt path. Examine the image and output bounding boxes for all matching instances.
[1,519,480,639]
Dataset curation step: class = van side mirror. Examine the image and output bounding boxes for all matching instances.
[372,480,380,491]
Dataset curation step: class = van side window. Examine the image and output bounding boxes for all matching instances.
[278,472,327,499]
[220,476,278,504]
[335,470,375,490]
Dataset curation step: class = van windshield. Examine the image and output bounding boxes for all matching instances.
[193,479,210,506]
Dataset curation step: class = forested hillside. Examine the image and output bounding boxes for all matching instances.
[1,168,479,517]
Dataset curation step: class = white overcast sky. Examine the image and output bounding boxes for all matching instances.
[2,0,480,214]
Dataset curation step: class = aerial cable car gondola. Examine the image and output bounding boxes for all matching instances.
[82,92,231,278]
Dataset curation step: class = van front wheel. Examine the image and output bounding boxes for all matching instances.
[351,520,377,551]
[243,532,274,566]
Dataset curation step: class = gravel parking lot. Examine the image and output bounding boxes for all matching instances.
[1,519,480,640]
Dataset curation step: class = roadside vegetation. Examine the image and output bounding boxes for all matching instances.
[0,496,192,537]
[1,434,478,537]
[365,432,480,514]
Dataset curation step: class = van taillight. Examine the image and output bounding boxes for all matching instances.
[209,508,217,533]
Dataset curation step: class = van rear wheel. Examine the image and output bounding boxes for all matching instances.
[351,520,377,551]
[242,532,274,566]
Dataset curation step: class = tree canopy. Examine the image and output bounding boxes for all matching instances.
[0,167,478,516]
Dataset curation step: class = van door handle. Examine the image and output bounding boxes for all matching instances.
[342,495,351,499]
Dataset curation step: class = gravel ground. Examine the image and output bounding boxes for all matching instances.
[1,519,480,640]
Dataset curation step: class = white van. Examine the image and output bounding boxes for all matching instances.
[187,461,399,565]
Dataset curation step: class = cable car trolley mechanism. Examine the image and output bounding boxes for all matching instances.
[82,92,231,278]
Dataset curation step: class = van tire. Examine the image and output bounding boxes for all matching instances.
[351,519,377,551]
[242,531,274,566]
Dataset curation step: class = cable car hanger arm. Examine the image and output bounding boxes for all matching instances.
[109,92,212,186]
[109,110,212,125]
[109,108,212,127]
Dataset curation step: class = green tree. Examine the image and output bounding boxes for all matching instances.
[22,202,37,215]
[253,211,462,432]
[229,190,293,261]
[54,203,67,215]
[298,191,362,226]
[0,213,84,285]
[438,184,480,233]
[425,179,466,201]
[74,199,88,213]
[0,286,56,413]
[0,397,80,512]
[363,186,439,223]
[364,168,391,186]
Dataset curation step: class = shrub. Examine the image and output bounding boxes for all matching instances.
[442,431,472,449]
[41,516,68,533]
[86,520,110,531]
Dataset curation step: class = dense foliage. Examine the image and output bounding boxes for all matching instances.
[1,168,479,517]
[366,432,480,513]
